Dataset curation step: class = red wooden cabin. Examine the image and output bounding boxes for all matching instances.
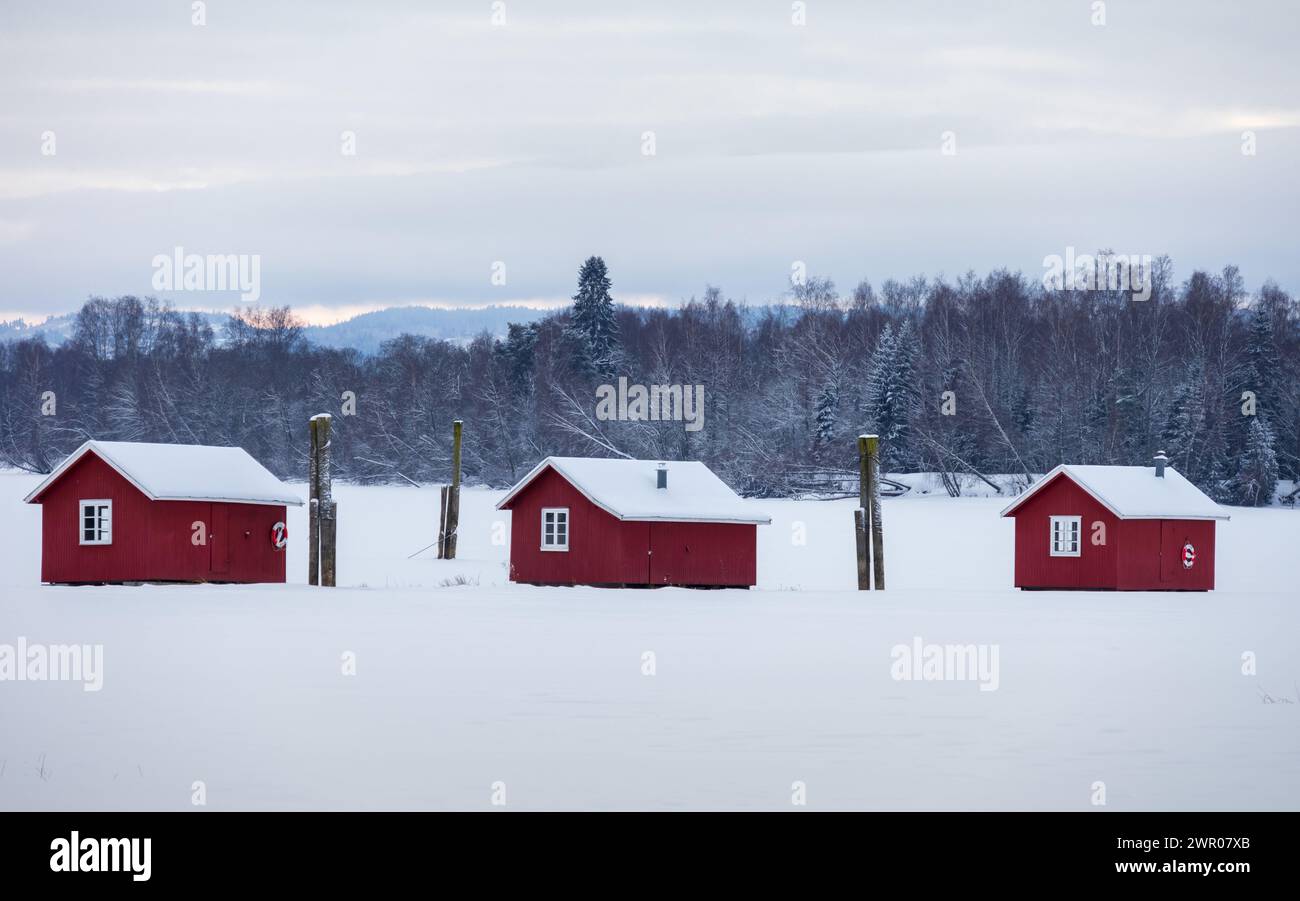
[23,440,303,585]
[999,453,1229,591]
[496,457,770,587]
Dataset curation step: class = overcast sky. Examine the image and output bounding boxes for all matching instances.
[1,0,1297,323]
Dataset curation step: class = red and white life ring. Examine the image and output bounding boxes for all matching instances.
[271,521,288,550]
[1182,542,1196,569]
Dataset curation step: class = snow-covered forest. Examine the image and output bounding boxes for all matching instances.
[0,256,1295,505]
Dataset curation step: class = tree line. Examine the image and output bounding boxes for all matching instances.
[0,255,1295,505]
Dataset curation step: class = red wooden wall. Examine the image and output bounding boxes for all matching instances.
[648,521,756,587]
[504,465,757,586]
[1115,518,1216,590]
[1012,473,1119,589]
[34,451,287,584]
[505,467,650,584]
[1010,471,1217,590]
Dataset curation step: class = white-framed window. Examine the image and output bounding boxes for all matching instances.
[79,499,113,545]
[1049,515,1081,557]
[541,507,569,551]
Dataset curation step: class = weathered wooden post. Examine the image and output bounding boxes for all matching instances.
[437,420,463,559]
[308,413,336,587]
[854,508,870,591]
[856,435,872,589]
[436,485,449,559]
[865,434,886,590]
[316,413,336,587]
[308,417,320,586]
[446,419,462,559]
[856,434,887,590]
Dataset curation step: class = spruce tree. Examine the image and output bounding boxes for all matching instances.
[567,256,619,375]
[864,321,919,467]
[1197,415,1234,502]
[502,321,539,391]
[1245,304,1282,416]
[1161,371,1205,474]
[813,382,839,456]
[1228,417,1280,506]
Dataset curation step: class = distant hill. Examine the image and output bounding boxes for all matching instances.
[0,313,80,345]
[0,302,786,353]
[0,305,555,353]
[303,305,553,353]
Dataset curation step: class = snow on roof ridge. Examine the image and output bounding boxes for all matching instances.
[999,462,1229,520]
[23,439,303,507]
[497,455,771,524]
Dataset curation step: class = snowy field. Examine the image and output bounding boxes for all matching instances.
[1,470,1297,811]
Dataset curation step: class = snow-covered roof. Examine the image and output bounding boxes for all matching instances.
[24,440,304,507]
[999,464,1229,520]
[496,456,771,525]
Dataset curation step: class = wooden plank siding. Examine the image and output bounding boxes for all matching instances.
[1010,470,1218,591]
[35,451,287,584]
[504,464,758,587]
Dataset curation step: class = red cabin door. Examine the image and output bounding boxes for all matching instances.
[1159,520,1176,583]
[210,503,230,578]
[648,524,662,584]
[648,524,673,585]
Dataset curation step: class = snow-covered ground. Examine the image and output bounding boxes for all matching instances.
[1,471,1297,810]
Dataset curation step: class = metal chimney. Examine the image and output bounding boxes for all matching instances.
[1154,451,1168,478]
[656,462,667,489]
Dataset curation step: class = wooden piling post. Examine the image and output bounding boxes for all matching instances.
[854,508,870,591]
[316,414,336,587]
[445,420,463,559]
[308,417,320,586]
[437,485,449,559]
[320,500,337,587]
[856,435,872,590]
[865,434,886,590]
[308,413,336,587]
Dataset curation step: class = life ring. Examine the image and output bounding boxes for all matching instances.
[1182,542,1195,569]
[271,521,288,550]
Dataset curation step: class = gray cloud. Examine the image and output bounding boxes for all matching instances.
[1,0,1297,320]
